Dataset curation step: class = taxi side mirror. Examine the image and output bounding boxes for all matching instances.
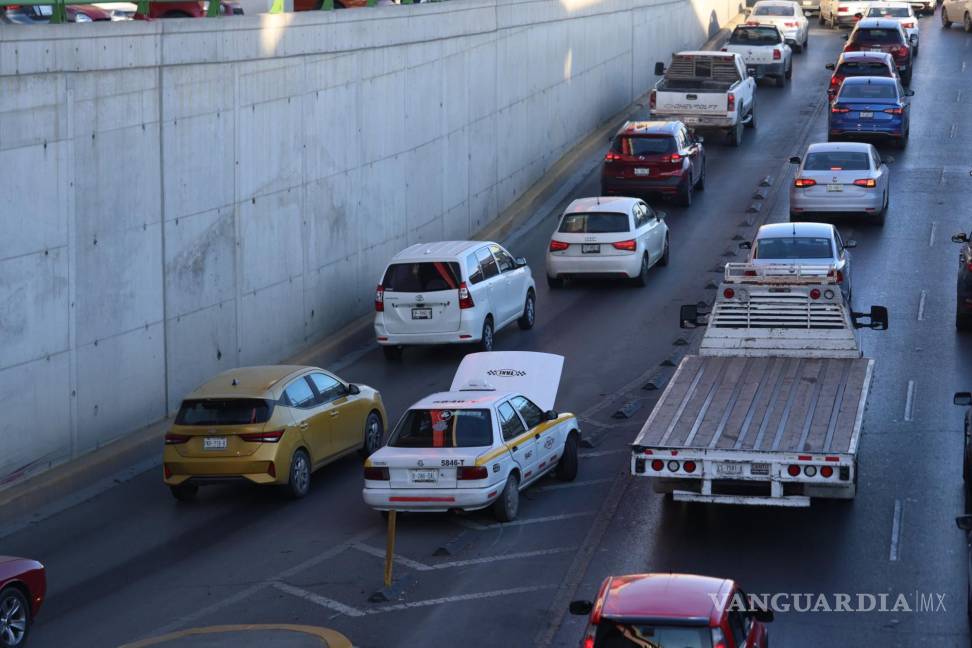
[514,257,528,268]
[955,392,972,407]
[789,155,802,164]
[738,241,752,250]
[957,515,972,531]
[348,384,361,395]
[953,233,970,243]
[569,600,593,615]
[544,410,559,421]
[844,240,857,249]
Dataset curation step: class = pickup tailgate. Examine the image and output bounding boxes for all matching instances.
[724,44,778,66]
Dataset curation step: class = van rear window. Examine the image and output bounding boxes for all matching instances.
[388,409,494,448]
[382,262,461,293]
[175,399,273,426]
[558,212,630,234]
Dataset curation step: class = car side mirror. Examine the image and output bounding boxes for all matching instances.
[738,241,752,250]
[753,609,775,623]
[957,515,972,531]
[656,211,667,220]
[654,61,665,76]
[569,600,594,615]
[955,392,972,407]
[348,383,361,395]
[844,239,857,249]
[825,63,835,70]
[852,305,888,330]
[515,256,528,268]
[788,155,801,164]
[545,410,559,421]
[953,233,970,243]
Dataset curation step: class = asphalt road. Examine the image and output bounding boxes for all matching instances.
[6,13,972,648]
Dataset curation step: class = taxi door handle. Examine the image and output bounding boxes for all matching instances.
[511,445,518,452]
[534,433,541,440]
[298,422,309,430]
[329,411,340,417]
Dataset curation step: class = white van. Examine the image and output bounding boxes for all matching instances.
[374,241,536,361]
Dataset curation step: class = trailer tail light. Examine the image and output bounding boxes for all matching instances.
[458,282,475,309]
[810,289,821,300]
[364,466,390,480]
[854,178,877,187]
[794,178,816,188]
[612,240,637,252]
[773,48,782,60]
[164,433,190,445]
[683,460,697,473]
[651,459,664,471]
[883,107,904,115]
[787,464,801,477]
[239,429,284,443]
[727,93,736,112]
[457,466,489,480]
[820,465,834,478]
[374,284,385,312]
[649,89,656,110]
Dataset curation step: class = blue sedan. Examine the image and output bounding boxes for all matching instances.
[828,76,914,149]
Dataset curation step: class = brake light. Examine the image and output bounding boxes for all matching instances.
[458,282,475,309]
[831,105,850,113]
[727,93,735,112]
[837,5,848,11]
[649,89,656,110]
[773,48,781,60]
[892,45,908,57]
[364,466,390,480]
[723,288,735,299]
[239,429,284,443]
[683,460,697,473]
[604,152,621,162]
[164,433,190,445]
[667,153,682,164]
[612,240,637,251]
[591,579,610,625]
[794,178,816,188]
[821,465,834,478]
[783,21,798,26]
[787,464,801,476]
[810,288,821,300]
[583,638,594,648]
[374,284,384,312]
[549,240,569,252]
[883,107,903,115]
[651,459,664,471]
[830,75,843,87]
[902,21,914,28]
[457,466,489,480]
[853,178,877,188]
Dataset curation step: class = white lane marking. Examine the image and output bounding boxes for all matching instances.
[950,123,958,139]
[959,90,965,104]
[963,61,968,72]
[353,543,431,571]
[273,581,367,617]
[904,380,916,422]
[917,290,926,321]
[929,221,938,246]
[454,511,595,531]
[889,499,903,562]
[938,168,947,187]
[433,547,576,569]
[580,448,628,458]
[368,585,556,614]
[538,477,614,491]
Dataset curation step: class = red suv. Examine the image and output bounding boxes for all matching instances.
[842,18,912,85]
[825,51,897,101]
[569,573,773,648]
[601,121,706,208]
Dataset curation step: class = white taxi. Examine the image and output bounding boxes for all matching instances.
[362,352,581,522]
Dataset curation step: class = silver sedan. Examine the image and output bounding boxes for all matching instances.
[788,142,890,226]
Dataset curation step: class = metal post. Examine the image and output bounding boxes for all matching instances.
[206,0,221,16]
[136,0,149,17]
[269,0,284,12]
[321,0,334,10]
[383,511,397,588]
[51,0,67,23]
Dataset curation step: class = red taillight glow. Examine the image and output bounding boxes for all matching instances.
[163,464,172,478]
[837,5,848,11]
[831,105,850,113]
[605,152,621,162]
[374,284,385,312]
[164,433,190,445]
[794,178,816,188]
[810,288,821,300]
[854,178,877,188]
[364,466,390,480]
[902,21,914,27]
[667,153,682,164]
[773,48,782,60]
[830,75,843,87]
[883,107,903,115]
[723,288,735,299]
[458,282,474,309]
[683,460,697,473]
[727,93,735,112]
[583,638,594,648]
[649,89,656,110]
[651,459,664,471]
[549,240,569,252]
[783,21,798,26]
[239,429,284,443]
[821,465,834,478]
[612,240,637,252]
[787,464,801,477]
[457,466,489,480]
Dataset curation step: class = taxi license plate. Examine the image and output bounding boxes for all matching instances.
[411,308,432,320]
[716,462,743,475]
[411,469,437,483]
[204,437,227,450]
[582,244,600,254]
[827,184,843,192]
[634,168,650,176]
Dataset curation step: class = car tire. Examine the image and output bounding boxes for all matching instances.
[360,411,384,457]
[169,483,198,502]
[658,234,670,267]
[745,102,757,129]
[493,473,520,522]
[286,448,311,499]
[546,275,564,290]
[382,345,403,362]
[556,433,579,482]
[634,254,651,287]
[776,73,786,88]
[964,12,972,31]
[517,291,536,330]
[942,7,952,27]
[479,317,494,352]
[696,160,706,190]
[0,586,30,648]
[957,308,972,331]
[803,35,809,51]
[678,177,693,207]
[785,62,793,80]
[873,192,887,226]
[728,121,743,147]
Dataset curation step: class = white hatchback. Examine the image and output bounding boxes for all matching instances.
[374,241,536,361]
[545,197,669,288]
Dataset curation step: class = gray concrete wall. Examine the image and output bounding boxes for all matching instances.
[0,0,736,486]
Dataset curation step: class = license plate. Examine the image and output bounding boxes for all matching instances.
[751,462,771,476]
[411,469,437,483]
[684,116,700,124]
[411,308,432,320]
[634,168,650,176]
[204,437,227,450]
[582,244,600,254]
[827,184,843,192]
[860,111,873,119]
[717,462,743,475]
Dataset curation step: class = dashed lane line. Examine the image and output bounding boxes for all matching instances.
[889,499,903,562]
[929,221,937,246]
[917,290,926,321]
[904,380,916,422]
[453,511,595,531]
[580,448,628,458]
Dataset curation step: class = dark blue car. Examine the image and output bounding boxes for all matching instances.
[828,76,914,149]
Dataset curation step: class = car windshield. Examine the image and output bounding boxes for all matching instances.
[754,4,794,15]
[803,151,870,170]
[755,237,834,260]
[729,26,781,45]
[853,28,902,44]
[382,261,461,293]
[614,136,675,156]
[175,398,273,426]
[388,409,494,448]
[559,212,630,234]
[592,621,714,648]
[867,7,910,16]
[838,82,897,99]
[837,61,891,76]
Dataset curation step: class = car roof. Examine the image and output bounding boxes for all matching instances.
[841,75,896,86]
[599,574,734,625]
[565,197,638,214]
[756,222,835,239]
[865,1,911,6]
[806,141,874,154]
[186,365,313,399]
[752,0,796,6]
[676,50,735,58]
[390,241,492,262]
[839,51,893,62]
[856,17,902,28]
[409,390,512,410]
[615,120,680,136]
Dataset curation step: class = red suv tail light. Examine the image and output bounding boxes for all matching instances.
[649,89,656,110]
[458,282,475,309]
[665,153,683,164]
[364,466,390,480]
[164,433,190,445]
[853,178,876,188]
[374,284,385,312]
[794,178,816,188]
[727,93,735,112]
[239,429,284,443]
[612,240,637,252]
[604,152,621,162]
[457,466,489,480]
[773,48,781,60]
[549,240,569,252]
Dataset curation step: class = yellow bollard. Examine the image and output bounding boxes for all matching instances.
[384,510,397,588]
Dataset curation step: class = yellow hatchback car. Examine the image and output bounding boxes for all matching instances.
[163,365,387,500]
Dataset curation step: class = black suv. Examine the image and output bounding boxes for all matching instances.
[952,231,972,330]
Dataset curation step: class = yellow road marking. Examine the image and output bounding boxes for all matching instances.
[118,623,353,648]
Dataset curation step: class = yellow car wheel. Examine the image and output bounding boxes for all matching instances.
[286,449,311,499]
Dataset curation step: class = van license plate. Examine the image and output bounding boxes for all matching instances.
[204,437,227,450]
[634,168,650,176]
[717,463,743,475]
[411,469,437,483]
[411,308,432,319]
[827,184,842,192]
[582,244,600,254]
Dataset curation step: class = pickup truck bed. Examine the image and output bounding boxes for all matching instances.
[634,355,872,455]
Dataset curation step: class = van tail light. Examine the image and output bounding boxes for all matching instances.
[457,466,489,480]
[727,93,735,112]
[549,240,569,252]
[612,240,637,252]
[458,282,475,309]
[773,48,782,60]
[649,89,656,110]
[853,178,877,188]
[831,105,850,113]
[239,429,284,443]
[164,433,190,445]
[794,178,816,188]
[374,284,385,312]
[364,466,390,480]
[883,107,904,115]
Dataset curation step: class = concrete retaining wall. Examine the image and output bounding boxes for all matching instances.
[0,0,736,486]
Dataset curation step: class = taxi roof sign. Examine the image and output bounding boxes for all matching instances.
[450,352,564,412]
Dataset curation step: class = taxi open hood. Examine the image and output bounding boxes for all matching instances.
[450,352,564,412]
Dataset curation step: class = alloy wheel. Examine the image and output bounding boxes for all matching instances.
[0,592,27,647]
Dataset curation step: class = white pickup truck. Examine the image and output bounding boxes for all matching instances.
[723,24,793,87]
[650,51,758,147]
[630,263,888,507]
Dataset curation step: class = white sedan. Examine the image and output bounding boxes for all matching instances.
[749,0,810,51]
[788,142,891,226]
[865,2,920,55]
[362,352,581,522]
[545,197,669,288]
[941,0,972,32]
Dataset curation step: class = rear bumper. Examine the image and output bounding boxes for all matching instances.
[749,62,786,78]
[163,456,281,486]
[374,314,480,346]
[829,118,905,138]
[650,111,735,129]
[363,484,499,512]
[546,250,643,279]
[601,174,683,195]
[789,188,884,213]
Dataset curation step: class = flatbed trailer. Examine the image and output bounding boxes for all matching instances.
[630,263,887,507]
